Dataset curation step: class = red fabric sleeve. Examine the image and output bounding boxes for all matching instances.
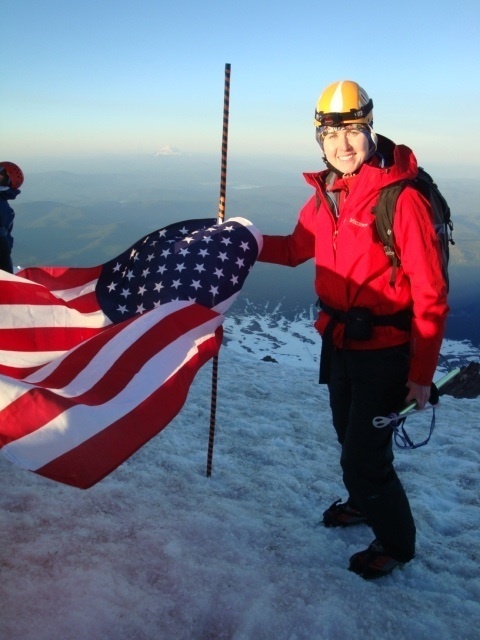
[393,187,449,385]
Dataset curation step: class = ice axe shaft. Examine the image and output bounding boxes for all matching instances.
[398,367,461,416]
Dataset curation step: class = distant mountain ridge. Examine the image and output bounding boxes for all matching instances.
[155,145,182,156]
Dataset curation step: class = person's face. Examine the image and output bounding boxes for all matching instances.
[322,126,370,174]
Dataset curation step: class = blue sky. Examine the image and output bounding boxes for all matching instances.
[3,0,479,174]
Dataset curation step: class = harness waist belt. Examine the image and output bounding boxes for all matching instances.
[318,302,412,332]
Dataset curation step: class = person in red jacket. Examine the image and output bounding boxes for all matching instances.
[259,80,448,579]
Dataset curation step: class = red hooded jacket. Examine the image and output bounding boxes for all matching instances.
[259,138,449,385]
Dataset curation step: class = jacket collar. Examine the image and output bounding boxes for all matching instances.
[303,134,419,194]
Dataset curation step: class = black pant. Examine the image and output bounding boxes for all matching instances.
[328,344,416,562]
[0,236,13,273]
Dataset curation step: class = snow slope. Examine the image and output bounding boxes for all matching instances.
[1,310,479,640]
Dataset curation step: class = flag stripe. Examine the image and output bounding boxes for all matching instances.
[48,281,98,302]
[0,304,108,330]
[17,265,102,289]
[0,275,99,310]
[0,279,72,306]
[59,291,101,314]
[0,326,105,352]
[33,328,222,489]
[0,360,47,380]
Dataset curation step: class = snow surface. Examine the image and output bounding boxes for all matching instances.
[1,307,479,640]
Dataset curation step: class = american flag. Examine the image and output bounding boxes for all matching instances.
[0,216,262,489]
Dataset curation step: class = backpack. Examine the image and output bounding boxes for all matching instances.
[372,167,454,290]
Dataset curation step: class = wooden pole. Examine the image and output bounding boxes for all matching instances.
[206,63,231,478]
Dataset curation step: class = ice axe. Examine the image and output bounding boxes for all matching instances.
[372,367,461,449]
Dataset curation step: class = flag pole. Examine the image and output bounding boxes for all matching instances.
[206,63,231,477]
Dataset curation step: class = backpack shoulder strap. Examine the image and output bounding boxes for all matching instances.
[372,181,410,286]
[372,181,409,250]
